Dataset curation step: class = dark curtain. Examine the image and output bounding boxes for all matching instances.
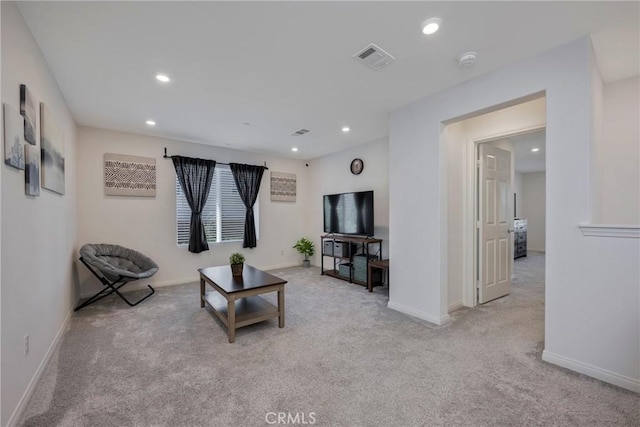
[229,163,265,248]
[172,156,216,253]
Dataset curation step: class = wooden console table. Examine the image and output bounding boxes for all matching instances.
[320,234,383,287]
[198,265,286,343]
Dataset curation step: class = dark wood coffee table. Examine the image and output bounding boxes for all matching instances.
[198,264,286,343]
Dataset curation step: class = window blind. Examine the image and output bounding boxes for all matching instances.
[176,165,255,246]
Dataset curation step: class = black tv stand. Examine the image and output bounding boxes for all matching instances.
[320,234,383,288]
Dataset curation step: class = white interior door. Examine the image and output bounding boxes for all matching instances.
[478,144,512,303]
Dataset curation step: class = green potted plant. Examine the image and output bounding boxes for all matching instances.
[229,252,245,276]
[293,238,315,268]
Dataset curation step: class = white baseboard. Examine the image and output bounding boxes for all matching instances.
[153,277,199,287]
[80,264,302,298]
[80,277,199,299]
[259,262,300,271]
[527,249,546,253]
[542,350,640,393]
[387,300,450,326]
[7,308,74,427]
[448,300,464,313]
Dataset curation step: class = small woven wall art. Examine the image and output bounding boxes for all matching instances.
[104,153,156,197]
[270,171,296,202]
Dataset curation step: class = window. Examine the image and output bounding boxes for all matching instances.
[176,165,257,246]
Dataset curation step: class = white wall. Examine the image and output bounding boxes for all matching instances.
[1,2,78,425]
[590,57,604,226]
[76,126,310,295]
[514,172,524,218]
[389,37,639,391]
[306,138,389,264]
[521,172,546,252]
[461,98,546,138]
[598,76,640,224]
[444,123,465,311]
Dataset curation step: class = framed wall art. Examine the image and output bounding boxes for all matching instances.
[40,102,65,195]
[25,144,40,196]
[270,171,296,202]
[104,153,156,197]
[3,104,26,169]
[20,84,37,145]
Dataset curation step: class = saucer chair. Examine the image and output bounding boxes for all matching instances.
[75,243,158,311]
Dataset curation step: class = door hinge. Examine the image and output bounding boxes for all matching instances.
[476,160,481,168]
[476,221,481,228]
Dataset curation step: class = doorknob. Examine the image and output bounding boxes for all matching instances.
[507,228,515,233]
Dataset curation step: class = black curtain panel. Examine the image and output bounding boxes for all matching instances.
[172,156,216,253]
[230,163,265,248]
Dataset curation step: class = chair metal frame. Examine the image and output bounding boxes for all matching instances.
[75,256,155,311]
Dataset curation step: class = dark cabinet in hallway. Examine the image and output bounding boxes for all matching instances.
[514,219,527,259]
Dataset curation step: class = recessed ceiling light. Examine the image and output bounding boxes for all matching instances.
[155,73,170,83]
[531,148,540,152]
[291,147,299,152]
[421,17,442,35]
[146,120,156,126]
[342,126,350,133]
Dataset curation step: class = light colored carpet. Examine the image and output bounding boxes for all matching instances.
[19,254,639,426]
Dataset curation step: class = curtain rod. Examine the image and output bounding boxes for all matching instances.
[162,147,268,169]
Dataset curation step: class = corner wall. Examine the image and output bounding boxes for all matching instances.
[76,126,310,296]
[599,76,640,224]
[389,37,639,390]
[1,2,78,425]
[306,138,389,265]
[443,123,465,311]
[521,172,546,252]
[515,173,523,218]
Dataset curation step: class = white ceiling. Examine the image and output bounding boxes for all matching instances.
[17,2,639,160]
[511,130,546,173]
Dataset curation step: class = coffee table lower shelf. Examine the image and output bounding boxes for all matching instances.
[203,291,279,329]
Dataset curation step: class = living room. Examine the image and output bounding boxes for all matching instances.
[2,2,639,426]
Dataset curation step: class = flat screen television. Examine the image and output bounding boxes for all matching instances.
[323,190,374,236]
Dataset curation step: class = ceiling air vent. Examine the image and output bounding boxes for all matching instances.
[291,128,310,136]
[353,43,396,71]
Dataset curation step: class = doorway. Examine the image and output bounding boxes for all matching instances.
[475,140,513,303]
[510,130,547,300]
[473,129,547,305]
[443,95,547,310]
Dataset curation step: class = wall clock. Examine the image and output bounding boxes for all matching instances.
[350,158,364,175]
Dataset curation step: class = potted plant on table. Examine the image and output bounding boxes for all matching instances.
[293,238,315,268]
[229,253,245,276]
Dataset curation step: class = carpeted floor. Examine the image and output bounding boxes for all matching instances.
[19,253,639,426]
